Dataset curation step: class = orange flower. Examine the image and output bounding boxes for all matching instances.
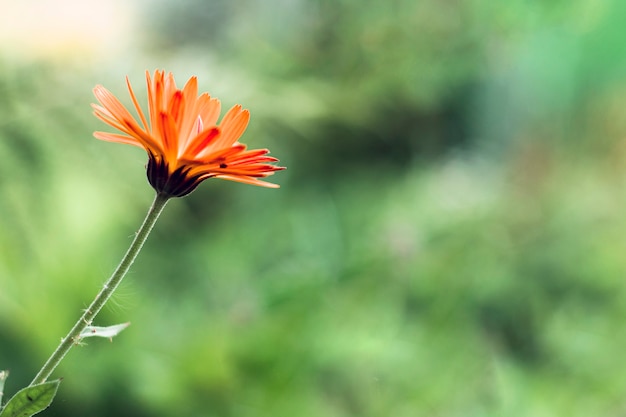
[92,70,284,197]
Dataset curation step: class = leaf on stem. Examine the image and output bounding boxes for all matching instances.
[0,380,60,417]
[79,322,131,341]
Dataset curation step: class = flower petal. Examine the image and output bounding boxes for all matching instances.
[93,131,144,148]
[210,105,250,150]
[212,174,280,188]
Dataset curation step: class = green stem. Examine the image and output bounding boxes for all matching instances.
[30,193,170,386]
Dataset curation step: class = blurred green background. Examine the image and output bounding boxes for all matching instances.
[3,0,626,416]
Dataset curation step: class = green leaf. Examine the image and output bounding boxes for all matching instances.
[0,380,60,417]
[80,322,131,340]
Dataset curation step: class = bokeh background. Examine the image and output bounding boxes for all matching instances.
[2,0,626,416]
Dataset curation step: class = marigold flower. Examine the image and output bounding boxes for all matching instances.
[92,70,284,197]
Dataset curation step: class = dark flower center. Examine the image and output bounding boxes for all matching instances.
[146,153,207,198]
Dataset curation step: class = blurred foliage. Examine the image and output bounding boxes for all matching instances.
[2,0,626,416]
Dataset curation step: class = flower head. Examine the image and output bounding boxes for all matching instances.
[92,70,284,197]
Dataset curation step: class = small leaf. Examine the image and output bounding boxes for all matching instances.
[0,380,60,417]
[0,370,8,407]
[80,322,131,341]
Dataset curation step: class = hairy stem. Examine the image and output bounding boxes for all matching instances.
[30,193,170,385]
